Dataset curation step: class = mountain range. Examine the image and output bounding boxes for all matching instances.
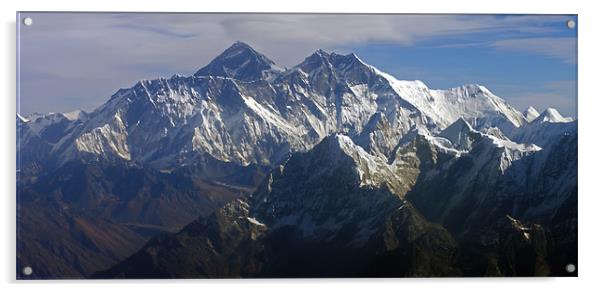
[17,41,577,278]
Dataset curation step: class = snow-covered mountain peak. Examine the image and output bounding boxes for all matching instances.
[348,52,362,61]
[315,134,361,161]
[194,42,284,81]
[332,134,365,157]
[307,48,357,59]
[541,107,562,117]
[227,40,253,50]
[477,85,493,95]
[335,52,368,66]
[533,107,573,124]
[484,133,541,152]
[25,112,54,122]
[18,43,579,277]
[297,50,329,71]
[447,83,493,98]
[367,65,428,90]
[22,45,563,171]
[377,70,525,130]
[213,41,259,60]
[304,134,415,203]
[438,118,479,151]
[298,49,372,74]
[17,113,29,123]
[312,48,329,57]
[523,106,540,123]
[63,109,88,121]
[24,112,72,134]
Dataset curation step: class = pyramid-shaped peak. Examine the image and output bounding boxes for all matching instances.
[439,118,479,151]
[297,49,373,80]
[302,49,335,65]
[310,134,370,164]
[453,84,493,96]
[542,107,562,116]
[307,49,363,63]
[229,40,252,49]
[320,134,358,154]
[525,106,539,113]
[533,107,572,124]
[523,106,540,123]
[219,41,261,57]
[313,48,329,56]
[194,41,283,81]
[446,117,474,131]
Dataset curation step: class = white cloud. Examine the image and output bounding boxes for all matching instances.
[491,37,577,63]
[18,13,576,114]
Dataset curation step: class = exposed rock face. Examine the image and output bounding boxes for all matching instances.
[18,42,577,278]
[96,126,575,278]
[96,134,459,278]
[19,43,532,171]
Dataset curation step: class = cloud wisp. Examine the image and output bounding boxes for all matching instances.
[18,13,577,116]
[491,37,577,64]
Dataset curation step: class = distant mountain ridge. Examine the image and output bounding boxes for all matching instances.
[17,42,577,278]
[19,41,571,172]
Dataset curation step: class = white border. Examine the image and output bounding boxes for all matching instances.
[2,0,600,291]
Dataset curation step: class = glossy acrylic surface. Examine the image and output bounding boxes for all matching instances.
[16,12,578,279]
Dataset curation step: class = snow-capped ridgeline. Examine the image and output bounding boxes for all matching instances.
[194,41,285,81]
[24,112,79,135]
[523,106,540,123]
[372,66,526,131]
[17,42,578,278]
[532,107,574,124]
[18,42,574,169]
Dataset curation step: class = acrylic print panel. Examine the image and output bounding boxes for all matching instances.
[16,12,578,279]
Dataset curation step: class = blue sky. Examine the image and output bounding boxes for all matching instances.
[18,13,577,117]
